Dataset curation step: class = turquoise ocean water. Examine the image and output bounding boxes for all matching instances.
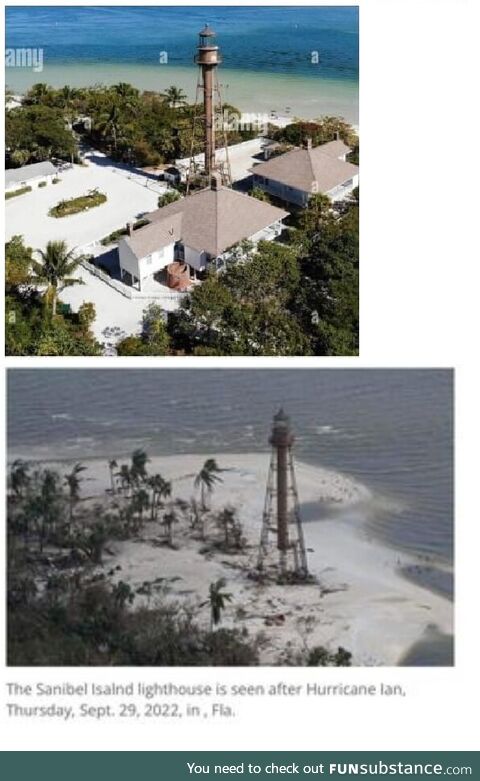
[5,6,359,121]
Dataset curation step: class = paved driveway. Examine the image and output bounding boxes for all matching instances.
[5,150,164,251]
[176,137,266,188]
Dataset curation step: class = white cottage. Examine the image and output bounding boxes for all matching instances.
[250,139,359,207]
[118,177,288,291]
[5,160,57,192]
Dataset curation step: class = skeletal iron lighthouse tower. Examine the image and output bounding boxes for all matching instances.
[257,409,309,579]
[187,25,232,191]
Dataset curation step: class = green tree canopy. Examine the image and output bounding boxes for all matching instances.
[6,104,76,164]
[170,242,309,356]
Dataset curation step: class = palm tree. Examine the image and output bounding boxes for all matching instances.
[216,505,237,549]
[19,499,38,550]
[31,240,84,316]
[130,489,150,527]
[130,449,150,487]
[97,104,122,151]
[56,85,80,120]
[162,85,187,109]
[10,459,30,500]
[204,578,232,630]
[108,459,118,494]
[148,474,172,520]
[117,464,132,496]
[88,519,108,564]
[162,509,178,545]
[33,469,62,552]
[194,458,223,511]
[64,463,86,524]
[112,82,139,109]
[27,82,53,105]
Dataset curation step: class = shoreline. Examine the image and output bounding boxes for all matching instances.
[11,452,453,666]
[5,64,359,124]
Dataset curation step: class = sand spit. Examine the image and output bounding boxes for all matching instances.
[21,453,452,666]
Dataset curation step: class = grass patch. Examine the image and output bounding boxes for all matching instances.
[6,186,32,200]
[49,188,107,218]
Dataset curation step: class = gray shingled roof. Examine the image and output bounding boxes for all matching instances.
[123,213,183,258]
[130,185,288,259]
[250,141,358,194]
[5,160,57,186]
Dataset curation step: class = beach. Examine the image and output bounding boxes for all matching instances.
[31,452,453,667]
[5,65,358,125]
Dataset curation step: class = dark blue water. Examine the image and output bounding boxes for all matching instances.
[7,369,453,581]
[5,6,359,80]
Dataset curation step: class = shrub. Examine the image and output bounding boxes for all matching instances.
[7,580,260,666]
[52,177,61,184]
[6,186,32,200]
[38,180,47,188]
[49,188,107,218]
[250,186,269,202]
[158,189,181,208]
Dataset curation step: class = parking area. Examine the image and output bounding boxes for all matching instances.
[176,137,266,189]
[217,137,266,184]
[5,150,166,251]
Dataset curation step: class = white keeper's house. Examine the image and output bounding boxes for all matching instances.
[118,175,288,292]
[250,139,359,207]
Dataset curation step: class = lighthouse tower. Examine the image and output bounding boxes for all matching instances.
[257,409,309,579]
[195,25,220,178]
[187,26,232,190]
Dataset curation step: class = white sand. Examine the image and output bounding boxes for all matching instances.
[34,452,452,666]
[7,65,359,124]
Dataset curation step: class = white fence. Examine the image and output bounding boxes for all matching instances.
[110,166,168,194]
[78,257,185,305]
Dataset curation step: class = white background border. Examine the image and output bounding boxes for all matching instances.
[1,0,479,752]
